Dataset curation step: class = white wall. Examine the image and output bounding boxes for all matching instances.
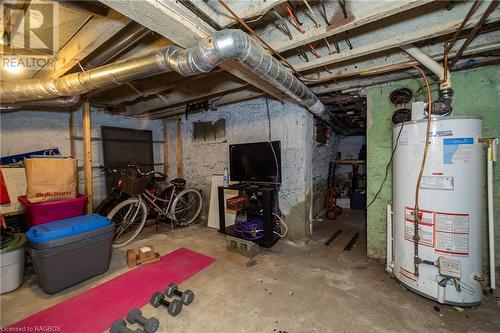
[312,130,340,215]
[0,108,164,206]
[165,97,314,241]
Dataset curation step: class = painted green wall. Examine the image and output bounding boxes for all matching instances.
[366,66,500,262]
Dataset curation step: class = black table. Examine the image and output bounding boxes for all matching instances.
[217,183,279,248]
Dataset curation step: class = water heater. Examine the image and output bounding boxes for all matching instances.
[391,115,483,305]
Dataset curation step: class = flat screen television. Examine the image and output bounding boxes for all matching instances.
[229,141,281,184]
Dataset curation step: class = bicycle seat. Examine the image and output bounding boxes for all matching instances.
[153,172,167,181]
[170,178,186,187]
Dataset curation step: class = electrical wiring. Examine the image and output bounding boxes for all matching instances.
[273,213,288,238]
[217,0,328,83]
[265,97,288,238]
[366,121,405,208]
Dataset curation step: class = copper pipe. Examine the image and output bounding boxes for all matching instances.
[446,0,481,54]
[217,0,324,83]
[449,0,498,68]
[284,3,305,34]
[309,43,321,58]
[411,64,433,277]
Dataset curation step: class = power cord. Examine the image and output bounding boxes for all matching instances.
[264,97,287,238]
[367,121,405,208]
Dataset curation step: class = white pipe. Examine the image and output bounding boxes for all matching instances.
[487,139,498,289]
[401,44,451,89]
[386,203,393,273]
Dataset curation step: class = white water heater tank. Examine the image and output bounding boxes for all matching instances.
[392,116,483,306]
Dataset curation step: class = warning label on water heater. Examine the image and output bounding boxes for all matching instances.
[435,212,469,256]
[404,207,434,247]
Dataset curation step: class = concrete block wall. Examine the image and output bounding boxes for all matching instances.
[365,66,500,272]
[0,108,164,206]
[164,97,315,242]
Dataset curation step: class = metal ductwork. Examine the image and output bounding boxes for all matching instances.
[0,96,81,111]
[82,22,150,69]
[1,29,325,116]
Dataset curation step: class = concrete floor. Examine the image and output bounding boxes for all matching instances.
[1,209,499,332]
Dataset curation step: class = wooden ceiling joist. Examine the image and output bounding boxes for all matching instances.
[99,0,291,104]
[147,88,265,119]
[286,1,500,73]
[123,72,248,116]
[35,9,130,79]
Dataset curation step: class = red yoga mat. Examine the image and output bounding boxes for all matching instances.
[6,247,215,333]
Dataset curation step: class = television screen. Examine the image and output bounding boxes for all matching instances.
[229,141,281,184]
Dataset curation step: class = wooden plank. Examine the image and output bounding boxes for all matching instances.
[265,0,436,53]
[82,101,93,213]
[35,9,130,79]
[176,118,183,178]
[163,118,169,176]
[99,0,289,103]
[124,73,248,116]
[69,110,75,158]
[288,2,500,72]
[323,230,356,259]
[324,229,343,246]
[148,88,265,119]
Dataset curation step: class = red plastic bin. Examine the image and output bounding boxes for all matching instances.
[18,195,87,227]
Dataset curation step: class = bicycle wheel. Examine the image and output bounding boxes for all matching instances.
[171,188,203,226]
[107,198,148,248]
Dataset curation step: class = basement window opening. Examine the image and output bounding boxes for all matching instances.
[193,119,226,143]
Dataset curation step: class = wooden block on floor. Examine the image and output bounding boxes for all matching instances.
[323,230,356,259]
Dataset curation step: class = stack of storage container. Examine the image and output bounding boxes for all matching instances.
[0,157,115,294]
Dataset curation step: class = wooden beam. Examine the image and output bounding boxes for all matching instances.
[310,31,500,94]
[176,118,183,178]
[124,73,248,116]
[55,1,110,16]
[82,100,93,213]
[35,9,130,79]
[264,0,436,53]
[99,0,291,103]
[69,110,75,158]
[148,88,265,119]
[306,29,500,86]
[287,1,500,72]
[163,118,169,175]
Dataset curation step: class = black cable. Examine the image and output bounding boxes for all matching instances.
[367,121,405,208]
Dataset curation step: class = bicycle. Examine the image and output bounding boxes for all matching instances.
[106,167,203,248]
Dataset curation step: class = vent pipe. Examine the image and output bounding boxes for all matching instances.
[1,29,325,116]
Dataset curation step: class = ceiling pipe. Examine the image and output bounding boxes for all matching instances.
[0,96,81,112]
[401,44,451,89]
[1,29,325,117]
[82,22,150,69]
[401,44,453,116]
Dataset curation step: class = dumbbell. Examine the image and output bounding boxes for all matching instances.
[127,308,159,333]
[165,283,195,305]
[150,291,183,316]
[110,319,145,333]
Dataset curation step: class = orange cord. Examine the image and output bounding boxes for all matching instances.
[284,3,305,34]
[217,0,326,83]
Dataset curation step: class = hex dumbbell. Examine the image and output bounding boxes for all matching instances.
[150,291,183,316]
[127,308,159,333]
[165,283,195,305]
[110,319,145,333]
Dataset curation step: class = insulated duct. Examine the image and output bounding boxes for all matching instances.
[0,96,80,111]
[1,29,325,116]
